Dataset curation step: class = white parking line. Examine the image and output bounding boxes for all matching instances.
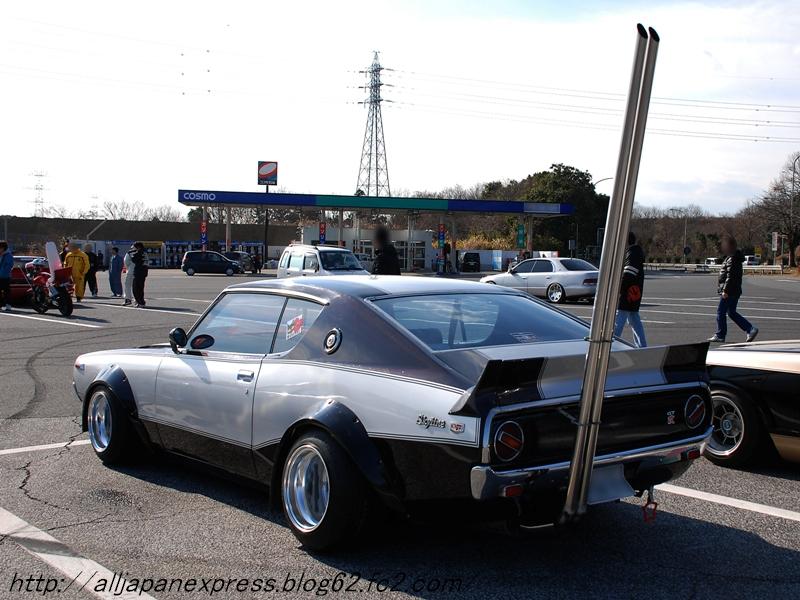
[0,440,91,457]
[0,312,102,329]
[0,506,157,600]
[656,483,800,523]
[90,303,201,317]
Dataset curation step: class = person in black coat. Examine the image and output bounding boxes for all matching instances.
[709,236,757,343]
[613,232,647,347]
[371,226,401,275]
[83,244,99,297]
[130,242,149,308]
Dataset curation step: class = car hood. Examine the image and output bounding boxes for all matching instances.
[707,340,800,374]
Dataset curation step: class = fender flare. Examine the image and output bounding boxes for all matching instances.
[82,364,137,432]
[270,400,404,512]
[708,378,773,431]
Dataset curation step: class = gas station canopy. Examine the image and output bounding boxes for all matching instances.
[178,190,574,216]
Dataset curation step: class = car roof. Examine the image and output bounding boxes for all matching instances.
[226,274,522,301]
[285,244,352,253]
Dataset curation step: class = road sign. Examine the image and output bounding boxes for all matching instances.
[437,223,445,249]
[772,232,779,252]
[200,220,208,246]
[258,161,278,186]
[516,224,525,249]
[319,222,326,244]
[568,239,576,251]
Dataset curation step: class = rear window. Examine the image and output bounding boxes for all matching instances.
[373,293,588,351]
[560,259,595,271]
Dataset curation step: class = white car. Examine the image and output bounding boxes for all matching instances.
[277,244,369,278]
[480,257,597,303]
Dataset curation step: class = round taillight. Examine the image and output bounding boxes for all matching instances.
[684,395,706,429]
[494,421,524,462]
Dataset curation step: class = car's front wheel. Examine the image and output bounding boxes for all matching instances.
[225,267,234,276]
[186,267,195,276]
[281,431,371,551]
[86,386,138,465]
[704,387,763,468]
[546,283,566,303]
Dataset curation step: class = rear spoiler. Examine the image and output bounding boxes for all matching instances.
[449,342,709,418]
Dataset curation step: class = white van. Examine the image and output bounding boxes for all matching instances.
[277,244,369,278]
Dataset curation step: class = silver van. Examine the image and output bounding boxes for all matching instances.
[277,244,369,278]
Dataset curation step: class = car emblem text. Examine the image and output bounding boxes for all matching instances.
[416,414,446,429]
[450,422,465,434]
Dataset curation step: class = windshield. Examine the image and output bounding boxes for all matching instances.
[373,293,588,351]
[319,251,363,271]
[560,259,596,271]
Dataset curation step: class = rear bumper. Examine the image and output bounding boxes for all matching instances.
[470,427,711,501]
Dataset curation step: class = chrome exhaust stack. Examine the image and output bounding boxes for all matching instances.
[561,24,660,522]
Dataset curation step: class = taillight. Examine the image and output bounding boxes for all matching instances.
[583,278,597,286]
[493,421,524,462]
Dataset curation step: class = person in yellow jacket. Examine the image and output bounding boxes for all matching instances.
[63,243,90,302]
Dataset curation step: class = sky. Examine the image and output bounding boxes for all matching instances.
[1,0,798,218]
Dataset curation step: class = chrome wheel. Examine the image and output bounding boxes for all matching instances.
[547,284,564,303]
[88,390,113,453]
[282,444,330,532]
[708,395,744,456]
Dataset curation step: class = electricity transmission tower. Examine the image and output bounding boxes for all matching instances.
[28,171,48,216]
[355,51,391,197]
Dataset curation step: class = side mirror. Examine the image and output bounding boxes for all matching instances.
[508,265,516,273]
[168,327,187,353]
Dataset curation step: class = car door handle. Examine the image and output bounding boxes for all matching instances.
[237,370,254,382]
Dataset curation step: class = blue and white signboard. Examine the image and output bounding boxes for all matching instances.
[492,250,503,271]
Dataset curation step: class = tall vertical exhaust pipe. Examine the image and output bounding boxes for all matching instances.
[562,24,660,521]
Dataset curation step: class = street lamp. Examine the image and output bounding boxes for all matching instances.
[592,177,614,187]
[669,208,689,264]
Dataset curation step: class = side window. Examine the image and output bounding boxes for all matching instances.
[288,253,304,270]
[279,251,290,268]
[532,260,554,273]
[514,260,534,273]
[303,253,319,271]
[189,293,286,354]
[272,298,324,354]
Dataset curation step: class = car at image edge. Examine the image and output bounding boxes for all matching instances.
[73,276,711,551]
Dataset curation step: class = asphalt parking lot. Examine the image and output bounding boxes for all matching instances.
[1,270,799,599]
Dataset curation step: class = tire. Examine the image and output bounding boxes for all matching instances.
[281,430,371,551]
[703,386,764,468]
[86,385,138,465]
[32,288,49,314]
[56,288,73,316]
[225,268,234,276]
[485,280,496,285]
[546,283,566,304]
[186,268,195,276]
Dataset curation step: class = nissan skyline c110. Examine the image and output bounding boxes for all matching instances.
[73,276,711,550]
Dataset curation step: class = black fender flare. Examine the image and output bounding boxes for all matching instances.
[270,400,404,512]
[82,364,137,432]
[708,378,773,431]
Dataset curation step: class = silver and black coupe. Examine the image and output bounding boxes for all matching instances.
[480,257,598,303]
[74,276,711,550]
[705,340,800,467]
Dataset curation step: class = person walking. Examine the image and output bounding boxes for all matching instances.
[708,236,758,343]
[64,243,90,303]
[84,244,99,297]
[122,247,135,306]
[130,242,149,308]
[614,232,647,347]
[0,241,13,312]
[108,247,123,297]
[371,226,401,275]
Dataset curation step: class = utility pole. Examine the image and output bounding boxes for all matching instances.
[355,51,391,197]
[27,171,48,216]
[791,154,799,267]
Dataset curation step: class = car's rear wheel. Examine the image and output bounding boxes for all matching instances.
[86,386,137,465]
[704,387,763,468]
[546,283,566,304]
[186,267,195,276]
[281,431,371,551]
[225,267,234,276]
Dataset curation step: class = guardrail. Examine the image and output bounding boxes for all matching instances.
[644,263,784,275]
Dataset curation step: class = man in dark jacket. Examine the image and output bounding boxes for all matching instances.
[613,232,647,347]
[130,242,149,308]
[371,226,401,275]
[83,244,99,297]
[709,236,757,343]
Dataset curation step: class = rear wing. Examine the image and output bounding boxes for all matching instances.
[449,342,709,417]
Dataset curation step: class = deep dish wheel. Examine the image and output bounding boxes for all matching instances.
[86,386,138,464]
[281,430,371,551]
[703,387,764,468]
[546,283,566,303]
